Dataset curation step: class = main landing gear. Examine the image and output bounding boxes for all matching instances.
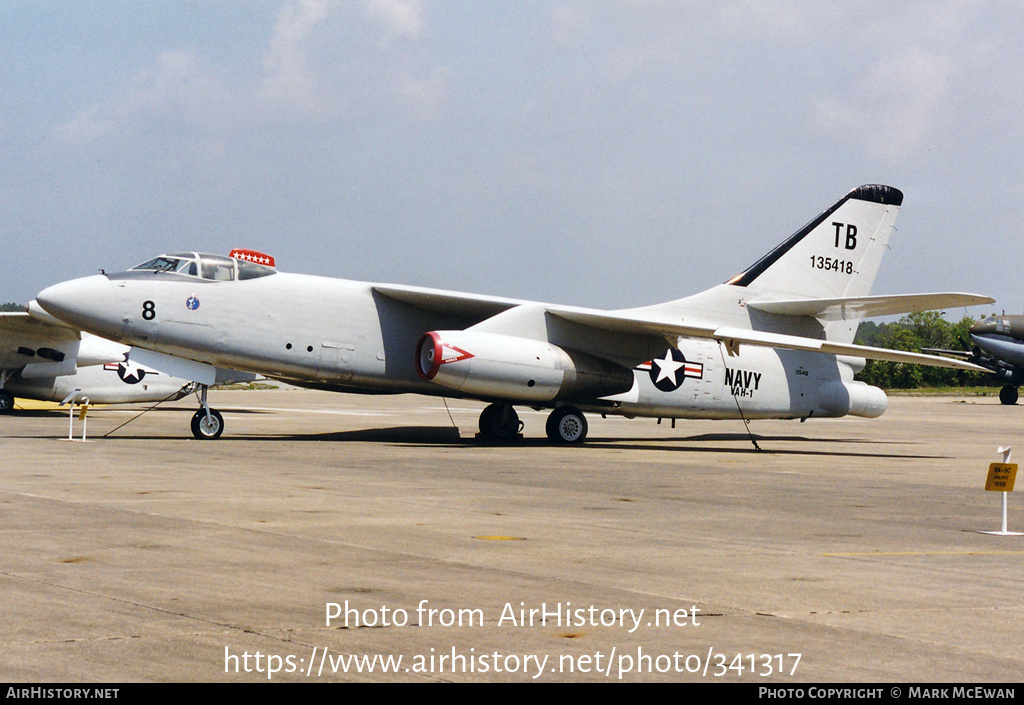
[478,402,523,441]
[190,384,224,439]
[546,406,588,444]
[477,402,589,444]
[999,384,1019,406]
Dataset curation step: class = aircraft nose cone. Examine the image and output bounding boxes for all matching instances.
[969,319,993,335]
[36,275,124,341]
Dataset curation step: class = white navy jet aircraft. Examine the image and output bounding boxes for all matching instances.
[34,185,991,441]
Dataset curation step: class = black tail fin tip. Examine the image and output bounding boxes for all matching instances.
[852,184,903,207]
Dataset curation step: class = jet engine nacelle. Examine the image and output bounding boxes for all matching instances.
[416,330,634,403]
[816,380,888,418]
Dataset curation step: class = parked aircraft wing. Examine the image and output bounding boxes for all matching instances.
[0,312,80,378]
[712,327,989,371]
[920,348,974,359]
[371,284,525,319]
[746,293,995,320]
[0,311,79,343]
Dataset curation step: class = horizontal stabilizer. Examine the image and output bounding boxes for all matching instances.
[747,293,994,320]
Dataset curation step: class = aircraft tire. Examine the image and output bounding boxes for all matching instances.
[191,408,224,439]
[0,390,13,414]
[999,385,1018,406]
[546,406,588,444]
[478,403,521,441]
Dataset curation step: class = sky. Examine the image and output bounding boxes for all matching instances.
[2,0,1023,316]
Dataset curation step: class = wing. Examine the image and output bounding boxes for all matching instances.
[372,284,990,373]
[0,312,81,376]
[920,348,974,359]
[747,293,994,320]
[371,284,525,319]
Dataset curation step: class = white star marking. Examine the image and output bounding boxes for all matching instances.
[652,349,685,385]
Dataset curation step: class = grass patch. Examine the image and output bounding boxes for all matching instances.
[886,386,999,397]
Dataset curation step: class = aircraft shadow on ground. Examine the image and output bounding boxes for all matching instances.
[14,409,940,458]
[7,409,74,418]
[248,426,465,444]
[187,426,940,459]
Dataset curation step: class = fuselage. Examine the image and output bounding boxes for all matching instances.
[969,315,1024,369]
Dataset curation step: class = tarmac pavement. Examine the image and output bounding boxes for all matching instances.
[1,390,1021,682]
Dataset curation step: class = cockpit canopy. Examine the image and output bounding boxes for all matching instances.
[130,252,277,281]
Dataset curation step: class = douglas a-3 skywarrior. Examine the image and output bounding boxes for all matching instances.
[35,185,991,441]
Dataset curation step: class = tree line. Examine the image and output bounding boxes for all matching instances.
[854,311,994,389]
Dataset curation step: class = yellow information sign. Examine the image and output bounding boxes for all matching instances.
[986,463,1017,492]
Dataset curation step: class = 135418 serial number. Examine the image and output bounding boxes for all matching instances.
[810,256,854,274]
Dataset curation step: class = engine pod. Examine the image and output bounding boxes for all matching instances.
[416,330,633,403]
[816,380,887,418]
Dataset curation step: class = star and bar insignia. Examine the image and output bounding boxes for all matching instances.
[642,348,704,392]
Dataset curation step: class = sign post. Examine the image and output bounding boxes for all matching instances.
[62,391,90,443]
[980,447,1021,536]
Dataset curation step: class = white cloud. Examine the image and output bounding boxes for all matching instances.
[257,0,336,115]
[54,0,441,146]
[364,0,425,43]
[396,65,450,120]
[716,0,823,40]
[57,50,227,146]
[808,4,988,164]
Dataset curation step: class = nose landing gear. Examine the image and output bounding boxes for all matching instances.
[190,385,224,439]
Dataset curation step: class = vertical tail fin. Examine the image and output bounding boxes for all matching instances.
[725,185,903,300]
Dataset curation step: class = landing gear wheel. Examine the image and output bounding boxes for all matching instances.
[999,385,1018,405]
[478,403,521,441]
[546,406,588,444]
[0,390,13,414]
[191,408,224,439]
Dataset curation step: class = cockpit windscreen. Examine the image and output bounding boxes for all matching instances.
[129,253,275,281]
[132,256,193,273]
